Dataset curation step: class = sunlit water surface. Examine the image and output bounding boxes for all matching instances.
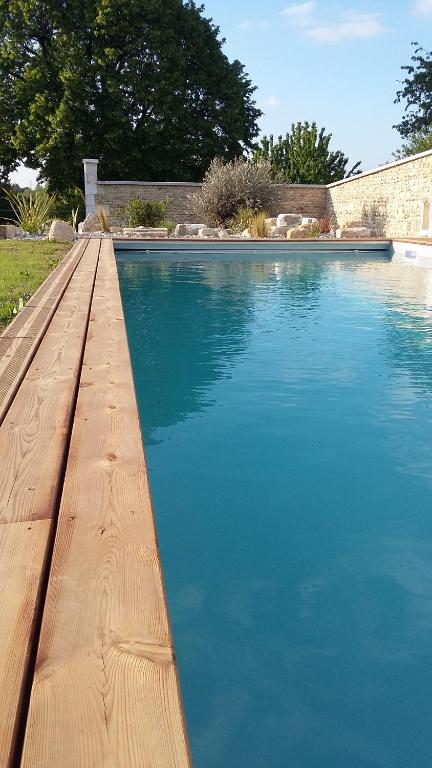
[117,251,432,768]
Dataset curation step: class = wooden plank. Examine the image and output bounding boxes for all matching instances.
[21,239,191,768]
[0,240,100,526]
[0,239,100,767]
[0,239,87,425]
[0,519,51,766]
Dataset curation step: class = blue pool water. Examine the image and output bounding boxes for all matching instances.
[117,250,432,768]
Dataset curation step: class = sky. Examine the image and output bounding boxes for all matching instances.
[11,0,432,187]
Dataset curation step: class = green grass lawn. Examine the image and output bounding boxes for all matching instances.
[0,240,70,329]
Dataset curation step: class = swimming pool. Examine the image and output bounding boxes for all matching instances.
[117,246,432,768]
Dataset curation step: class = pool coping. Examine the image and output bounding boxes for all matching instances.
[0,238,191,767]
[1,234,432,764]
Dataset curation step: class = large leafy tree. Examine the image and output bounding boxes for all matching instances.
[0,0,261,192]
[395,44,432,138]
[253,122,361,184]
[393,129,432,160]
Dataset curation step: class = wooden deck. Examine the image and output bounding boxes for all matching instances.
[0,238,190,767]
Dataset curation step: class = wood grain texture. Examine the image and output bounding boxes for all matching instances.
[0,239,100,767]
[0,240,100,526]
[21,239,191,768]
[0,239,87,425]
[0,519,51,767]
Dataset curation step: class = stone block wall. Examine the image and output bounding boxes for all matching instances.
[95,181,328,223]
[96,182,200,222]
[90,150,432,236]
[327,151,432,237]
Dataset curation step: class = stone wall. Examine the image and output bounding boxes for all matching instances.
[95,181,328,223]
[96,182,200,222]
[327,151,432,237]
[91,150,432,236]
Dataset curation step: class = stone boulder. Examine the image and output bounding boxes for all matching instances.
[286,224,314,240]
[174,223,207,237]
[301,217,318,226]
[0,224,17,239]
[198,227,220,238]
[241,228,252,238]
[265,217,277,227]
[218,229,230,239]
[48,219,74,242]
[276,214,302,228]
[78,212,100,233]
[336,227,373,239]
[270,225,289,238]
[122,227,168,239]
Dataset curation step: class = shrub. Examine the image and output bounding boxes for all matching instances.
[319,217,332,234]
[309,222,321,238]
[227,207,255,234]
[52,186,85,225]
[97,205,111,233]
[121,198,169,228]
[190,158,276,226]
[2,188,56,233]
[250,211,269,238]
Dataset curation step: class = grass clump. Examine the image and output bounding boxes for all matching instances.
[250,211,270,238]
[3,188,56,234]
[0,240,68,328]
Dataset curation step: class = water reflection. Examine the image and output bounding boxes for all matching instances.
[117,252,432,768]
[117,258,328,442]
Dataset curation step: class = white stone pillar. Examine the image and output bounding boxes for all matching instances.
[82,159,99,215]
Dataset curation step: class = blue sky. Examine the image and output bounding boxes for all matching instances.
[12,0,432,186]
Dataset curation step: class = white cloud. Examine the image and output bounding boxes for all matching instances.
[308,11,385,43]
[282,1,316,24]
[239,19,268,30]
[260,96,281,109]
[415,0,432,12]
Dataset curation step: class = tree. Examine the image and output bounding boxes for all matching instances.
[393,129,432,160]
[395,44,432,138]
[0,0,261,192]
[253,122,361,184]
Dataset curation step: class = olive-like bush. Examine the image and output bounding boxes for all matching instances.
[190,158,276,225]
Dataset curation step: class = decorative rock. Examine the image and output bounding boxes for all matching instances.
[276,214,302,228]
[0,224,17,239]
[78,212,100,233]
[344,220,362,229]
[174,223,207,237]
[336,227,373,239]
[218,229,230,239]
[198,227,219,238]
[265,217,277,227]
[48,219,74,242]
[301,217,318,226]
[241,228,252,238]
[270,225,289,237]
[286,224,313,239]
[122,227,168,239]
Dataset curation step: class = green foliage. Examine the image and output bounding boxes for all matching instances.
[309,222,321,238]
[2,188,56,233]
[253,122,362,184]
[249,212,269,238]
[121,198,169,228]
[395,44,432,138]
[191,158,276,225]
[0,0,261,192]
[393,129,432,159]
[52,187,85,226]
[0,240,68,328]
[227,207,255,233]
